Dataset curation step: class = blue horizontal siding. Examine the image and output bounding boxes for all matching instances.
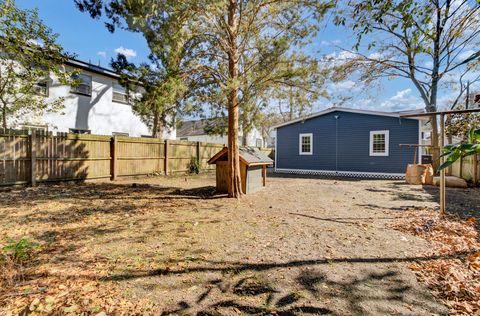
[276,111,418,174]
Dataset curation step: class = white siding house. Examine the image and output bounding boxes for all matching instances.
[15,58,175,139]
[177,120,265,147]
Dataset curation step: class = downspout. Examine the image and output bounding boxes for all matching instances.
[334,115,339,173]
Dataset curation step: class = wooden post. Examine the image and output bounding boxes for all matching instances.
[440,114,446,216]
[262,165,266,187]
[164,139,169,175]
[459,156,464,179]
[474,154,478,185]
[29,131,36,186]
[111,136,118,180]
[196,141,201,171]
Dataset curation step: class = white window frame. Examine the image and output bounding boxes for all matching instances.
[71,73,92,96]
[369,130,389,157]
[112,82,130,104]
[299,133,313,155]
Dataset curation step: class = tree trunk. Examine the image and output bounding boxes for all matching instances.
[429,4,442,173]
[227,0,243,198]
[430,116,440,172]
[241,113,249,146]
[2,105,6,130]
[152,109,164,139]
[152,109,159,138]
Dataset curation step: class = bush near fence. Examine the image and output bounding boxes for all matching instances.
[0,129,274,186]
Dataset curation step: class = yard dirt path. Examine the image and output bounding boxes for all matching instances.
[1,173,478,315]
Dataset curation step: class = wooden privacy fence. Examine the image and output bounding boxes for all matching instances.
[0,130,255,186]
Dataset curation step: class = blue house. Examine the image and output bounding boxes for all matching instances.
[273,107,427,179]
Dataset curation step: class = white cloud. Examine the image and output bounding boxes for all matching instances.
[97,51,107,59]
[329,80,361,93]
[114,46,137,59]
[320,39,342,47]
[459,49,475,61]
[378,89,424,112]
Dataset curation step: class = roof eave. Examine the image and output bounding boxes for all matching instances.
[272,107,426,129]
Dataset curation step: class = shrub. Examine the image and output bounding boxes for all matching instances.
[189,157,201,174]
[1,238,39,288]
[2,238,39,265]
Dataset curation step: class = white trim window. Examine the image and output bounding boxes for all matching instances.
[71,73,92,96]
[112,82,130,104]
[299,133,313,155]
[370,130,389,156]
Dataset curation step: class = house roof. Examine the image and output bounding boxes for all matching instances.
[177,120,209,137]
[177,119,228,137]
[272,107,426,129]
[66,58,121,80]
[208,147,273,166]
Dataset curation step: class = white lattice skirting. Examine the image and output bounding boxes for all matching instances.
[274,168,405,180]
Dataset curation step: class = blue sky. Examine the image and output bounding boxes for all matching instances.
[18,1,150,66]
[19,0,424,113]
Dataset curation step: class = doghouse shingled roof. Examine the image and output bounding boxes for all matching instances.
[208,147,273,166]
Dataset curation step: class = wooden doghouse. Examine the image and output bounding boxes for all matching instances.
[208,147,273,194]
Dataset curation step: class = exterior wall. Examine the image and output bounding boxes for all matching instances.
[179,134,229,145]
[178,127,264,147]
[245,165,264,193]
[11,66,175,139]
[276,111,419,174]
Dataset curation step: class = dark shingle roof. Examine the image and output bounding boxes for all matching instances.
[239,147,273,164]
[208,147,273,166]
[176,120,207,137]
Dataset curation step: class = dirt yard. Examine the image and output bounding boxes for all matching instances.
[1,173,479,315]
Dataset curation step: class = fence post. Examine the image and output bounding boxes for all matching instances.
[459,156,464,179]
[474,154,478,185]
[111,136,117,180]
[196,141,201,170]
[29,131,36,186]
[164,139,169,175]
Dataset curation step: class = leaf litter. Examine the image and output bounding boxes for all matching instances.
[392,207,480,315]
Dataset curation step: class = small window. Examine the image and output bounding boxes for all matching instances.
[69,128,91,134]
[256,138,263,148]
[370,130,389,156]
[112,82,130,104]
[33,81,48,96]
[71,74,92,96]
[299,133,313,155]
[112,132,129,137]
[20,124,48,133]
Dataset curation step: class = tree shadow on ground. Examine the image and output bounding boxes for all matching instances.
[98,255,452,315]
[289,212,429,225]
[421,185,480,220]
[98,251,476,282]
[0,183,225,226]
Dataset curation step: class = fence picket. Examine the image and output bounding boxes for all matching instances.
[0,131,273,186]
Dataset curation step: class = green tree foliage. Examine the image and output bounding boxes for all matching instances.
[446,112,480,142]
[334,0,480,170]
[0,0,75,129]
[76,0,331,197]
